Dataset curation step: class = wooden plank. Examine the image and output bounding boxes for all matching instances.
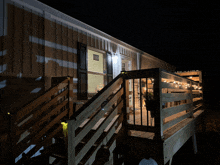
[161,82,190,90]
[193,103,203,112]
[31,100,68,134]
[74,77,123,128]
[31,89,68,119]
[82,116,121,165]
[163,112,192,131]
[163,118,193,139]
[162,103,193,119]
[68,119,76,165]
[168,88,189,93]
[162,93,192,103]
[175,71,201,76]
[161,71,189,84]
[193,97,202,102]
[16,124,62,165]
[163,119,195,164]
[88,70,106,76]
[34,108,69,142]
[75,97,123,146]
[193,110,204,119]
[16,78,68,122]
[75,106,119,164]
[127,124,156,133]
[192,90,202,94]
[187,77,199,82]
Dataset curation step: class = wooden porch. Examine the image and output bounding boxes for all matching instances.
[1,68,204,165]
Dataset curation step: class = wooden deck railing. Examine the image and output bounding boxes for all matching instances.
[160,69,203,137]
[68,73,124,165]
[1,69,204,165]
[120,68,203,140]
[7,77,74,164]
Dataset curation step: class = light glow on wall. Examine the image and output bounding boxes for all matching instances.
[112,55,118,64]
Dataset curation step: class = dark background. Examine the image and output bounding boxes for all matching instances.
[38,0,220,109]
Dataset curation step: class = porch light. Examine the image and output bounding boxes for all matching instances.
[112,56,118,64]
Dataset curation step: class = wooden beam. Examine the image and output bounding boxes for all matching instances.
[16,79,68,123]
[175,71,201,77]
[162,103,193,119]
[161,82,189,90]
[162,93,192,103]
[163,111,192,131]
[33,108,69,143]
[163,119,195,164]
[161,71,189,84]
[187,77,199,82]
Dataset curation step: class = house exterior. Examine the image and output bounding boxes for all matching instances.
[0,0,178,163]
[0,0,176,109]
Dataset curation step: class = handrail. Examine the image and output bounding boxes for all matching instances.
[12,76,73,164]
[70,73,123,120]
[15,78,69,124]
[68,73,125,165]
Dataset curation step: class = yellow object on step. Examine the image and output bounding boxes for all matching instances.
[61,122,68,137]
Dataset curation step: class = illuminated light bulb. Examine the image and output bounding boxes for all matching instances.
[164,81,166,82]
[174,81,176,84]
[190,76,192,78]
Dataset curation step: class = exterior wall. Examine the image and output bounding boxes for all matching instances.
[0,0,176,107]
[141,53,176,72]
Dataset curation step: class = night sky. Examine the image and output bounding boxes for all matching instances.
[38,0,220,104]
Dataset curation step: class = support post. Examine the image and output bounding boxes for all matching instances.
[122,73,129,137]
[169,157,173,165]
[153,68,164,140]
[192,132,198,154]
[189,81,194,118]
[68,77,74,118]
[68,119,76,165]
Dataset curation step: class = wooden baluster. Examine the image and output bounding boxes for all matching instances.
[68,77,74,119]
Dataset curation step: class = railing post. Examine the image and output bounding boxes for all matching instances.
[68,119,76,165]
[122,73,129,137]
[153,68,164,140]
[68,77,74,119]
[7,112,16,164]
[189,81,194,118]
